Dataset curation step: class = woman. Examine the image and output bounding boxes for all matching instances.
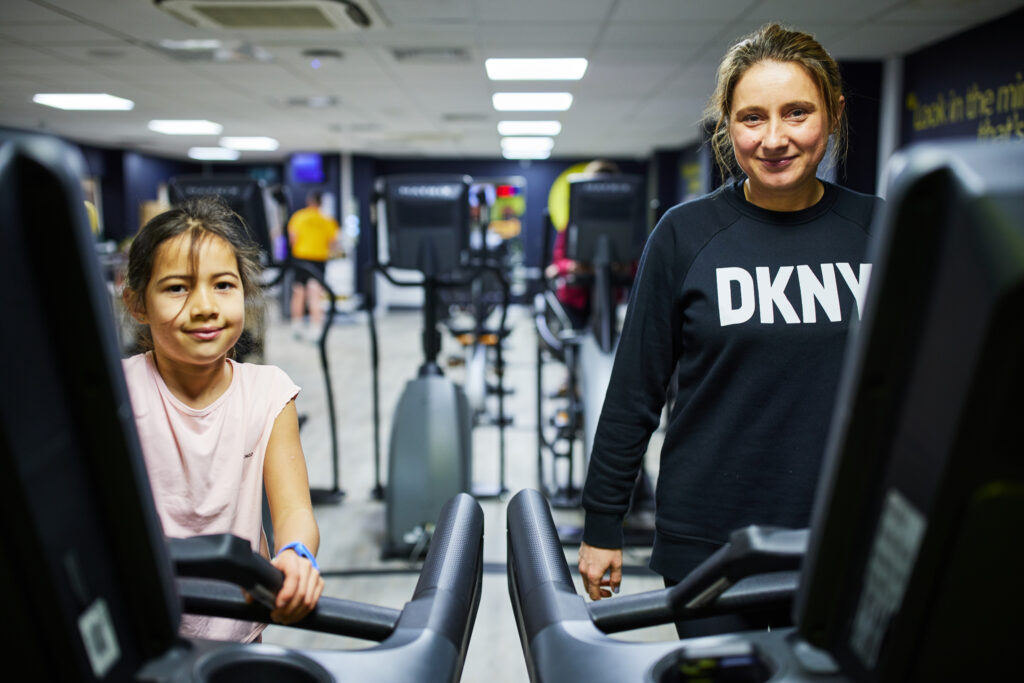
[577,23,882,637]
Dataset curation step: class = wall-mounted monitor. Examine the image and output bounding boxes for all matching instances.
[167,175,272,257]
[290,152,326,185]
[566,174,647,264]
[379,174,471,277]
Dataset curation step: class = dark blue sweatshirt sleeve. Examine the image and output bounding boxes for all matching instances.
[581,211,683,548]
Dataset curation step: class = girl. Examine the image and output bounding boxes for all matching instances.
[122,196,324,642]
[577,23,883,637]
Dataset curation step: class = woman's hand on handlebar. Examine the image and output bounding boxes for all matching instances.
[578,542,622,600]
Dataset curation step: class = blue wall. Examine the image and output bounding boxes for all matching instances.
[839,60,883,195]
[121,151,200,240]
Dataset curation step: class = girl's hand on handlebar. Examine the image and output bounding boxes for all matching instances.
[270,549,325,624]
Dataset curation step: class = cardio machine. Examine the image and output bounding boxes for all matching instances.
[535,175,653,538]
[0,134,485,682]
[509,140,1024,682]
[367,175,509,558]
[441,184,514,497]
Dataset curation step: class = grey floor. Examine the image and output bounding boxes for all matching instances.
[257,297,677,681]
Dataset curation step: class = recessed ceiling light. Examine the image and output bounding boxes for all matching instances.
[492,92,573,111]
[502,148,551,160]
[188,147,240,161]
[500,136,555,152]
[497,120,562,136]
[219,136,280,151]
[486,58,587,80]
[158,39,224,51]
[148,120,223,135]
[33,93,134,111]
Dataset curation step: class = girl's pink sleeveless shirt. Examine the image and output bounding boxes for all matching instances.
[123,352,300,642]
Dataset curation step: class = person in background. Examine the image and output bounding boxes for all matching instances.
[121,197,324,642]
[577,23,882,638]
[288,190,339,340]
[545,159,622,330]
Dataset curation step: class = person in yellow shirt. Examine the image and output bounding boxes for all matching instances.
[287,191,339,337]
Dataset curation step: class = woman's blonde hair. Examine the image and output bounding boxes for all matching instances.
[704,23,848,181]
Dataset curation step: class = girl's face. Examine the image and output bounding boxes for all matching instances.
[139,232,245,371]
[729,60,840,209]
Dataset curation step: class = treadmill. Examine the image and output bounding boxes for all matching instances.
[0,132,484,682]
[506,140,1024,682]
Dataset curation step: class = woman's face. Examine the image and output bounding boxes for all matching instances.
[728,60,840,209]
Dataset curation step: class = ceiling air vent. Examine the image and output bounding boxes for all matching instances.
[285,95,340,108]
[390,47,471,64]
[154,0,384,30]
[442,113,489,123]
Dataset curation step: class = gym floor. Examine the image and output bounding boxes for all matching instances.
[256,296,676,681]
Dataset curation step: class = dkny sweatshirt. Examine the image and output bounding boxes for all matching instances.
[581,180,882,580]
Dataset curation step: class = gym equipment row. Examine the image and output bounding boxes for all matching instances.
[4,133,1021,681]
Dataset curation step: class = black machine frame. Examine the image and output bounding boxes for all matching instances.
[1,133,485,682]
[167,174,274,258]
[511,141,1024,682]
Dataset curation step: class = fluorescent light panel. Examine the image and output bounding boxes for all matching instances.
[500,136,554,152]
[33,93,134,111]
[188,147,240,161]
[219,136,279,151]
[149,119,223,135]
[158,39,223,51]
[486,58,587,80]
[497,120,561,136]
[502,148,551,160]
[492,92,573,111]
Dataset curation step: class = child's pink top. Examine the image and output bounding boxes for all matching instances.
[123,352,300,643]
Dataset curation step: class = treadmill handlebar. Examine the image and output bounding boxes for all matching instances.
[507,490,592,643]
[591,526,807,633]
[169,534,283,609]
[400,493,485,651]
[413,493,484,600]
[508,489,806,637]
[176,577,401,641]
[681,525,807,590]
[589,569,803,634]
[171,494,484,650]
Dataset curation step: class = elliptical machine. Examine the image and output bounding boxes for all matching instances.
[443,186,513,497]
[536,174,653,541]
[366,175,493,558]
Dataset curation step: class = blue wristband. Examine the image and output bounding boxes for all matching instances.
[276,541,319,570]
